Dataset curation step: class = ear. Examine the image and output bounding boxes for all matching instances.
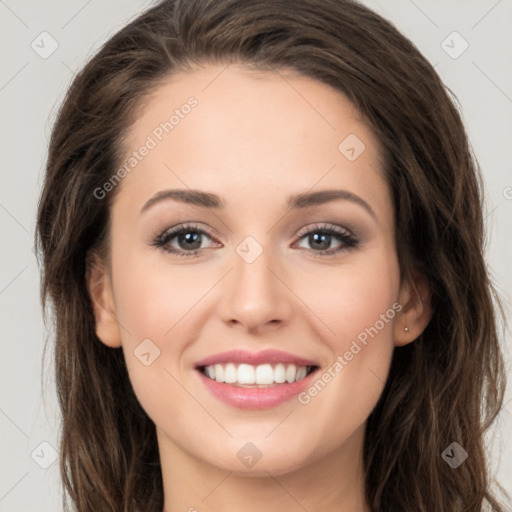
[85,251,122,348]
[394,268,432,347]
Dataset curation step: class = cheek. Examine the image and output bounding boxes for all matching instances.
[303,243,400,351]
[296,247,400,429]
[111,245,202,342]
[108,246,193,405]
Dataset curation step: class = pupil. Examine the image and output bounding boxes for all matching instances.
[310,233,330,250]
[179,232,201,250]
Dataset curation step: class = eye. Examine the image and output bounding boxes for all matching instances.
[151,223,219,257]
[294,223,358,255]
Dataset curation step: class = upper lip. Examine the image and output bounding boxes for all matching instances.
[195,349,319,368]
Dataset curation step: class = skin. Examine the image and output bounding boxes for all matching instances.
[88,63,431,512]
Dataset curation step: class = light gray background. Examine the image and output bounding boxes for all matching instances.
[1,0,511,510]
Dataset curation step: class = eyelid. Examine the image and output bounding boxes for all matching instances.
[295,222,354,239]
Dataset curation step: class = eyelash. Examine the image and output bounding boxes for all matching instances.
[151,222,359,258]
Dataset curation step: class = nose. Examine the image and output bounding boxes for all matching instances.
[218,244,293,334]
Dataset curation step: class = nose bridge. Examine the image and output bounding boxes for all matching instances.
[219,235,291,330]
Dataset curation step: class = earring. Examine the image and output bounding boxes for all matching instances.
[404,326,409,332]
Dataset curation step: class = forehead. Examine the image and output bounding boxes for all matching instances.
[115,63,391,221]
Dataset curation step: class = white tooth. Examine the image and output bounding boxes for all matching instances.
[238,364,255,384]
[206,365,215,380]
[255,364,274,385]
[208,362,310,385]
[274,363,286,383]
[214,364,224,383]
[295,367,307,381]
[224,363,237,383]
[285,364,297,383]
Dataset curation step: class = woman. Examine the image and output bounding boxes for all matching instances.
[35,0,509,510]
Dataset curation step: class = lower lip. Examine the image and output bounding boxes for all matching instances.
[196,368,318,409]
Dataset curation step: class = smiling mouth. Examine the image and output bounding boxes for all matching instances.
[197,363,319,388]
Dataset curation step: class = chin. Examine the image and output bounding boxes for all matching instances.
[202,439,322,477]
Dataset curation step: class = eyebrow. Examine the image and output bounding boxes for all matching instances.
[140,188,376,219]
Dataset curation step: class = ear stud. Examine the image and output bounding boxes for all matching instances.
[404,326,409,332]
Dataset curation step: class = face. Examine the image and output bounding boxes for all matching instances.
[92,63,412,477]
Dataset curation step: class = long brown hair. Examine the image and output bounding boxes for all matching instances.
[35,0,508,510]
